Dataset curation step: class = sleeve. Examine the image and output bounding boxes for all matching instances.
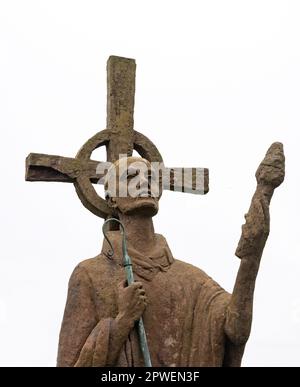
[57,264,105,367]
[190,277,245,367]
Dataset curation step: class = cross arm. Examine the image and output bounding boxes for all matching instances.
[25,153,209,194]
[165,167,209,194]
[25,153,105,183]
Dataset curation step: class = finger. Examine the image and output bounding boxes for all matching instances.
[118,279,127,289]
[142,298,148,306]
[132,281,143,289]
[139,295,147,304]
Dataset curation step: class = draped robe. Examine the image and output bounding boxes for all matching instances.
[57,231,244,367]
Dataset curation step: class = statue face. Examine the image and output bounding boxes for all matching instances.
[105,157,160,217]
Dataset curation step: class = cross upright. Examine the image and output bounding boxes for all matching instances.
[25,56,209,220]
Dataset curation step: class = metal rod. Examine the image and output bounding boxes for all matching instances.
[102,218,152,367]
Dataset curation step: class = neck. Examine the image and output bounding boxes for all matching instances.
[118,213,156,253]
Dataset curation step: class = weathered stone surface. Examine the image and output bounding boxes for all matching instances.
[106,56,136,162]
[25,153,102,183]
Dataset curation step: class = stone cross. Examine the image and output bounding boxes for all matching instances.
[25,56,209,219]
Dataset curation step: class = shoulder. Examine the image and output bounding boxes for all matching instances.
[69,254,114,283]
[171,259,228,296]
[170,259,211,284]
[154,233,215,285]
[77,254,102,270]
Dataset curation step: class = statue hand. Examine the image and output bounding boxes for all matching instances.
[235,142,284,260]
[116,280,147,329]
[255,142,285,188]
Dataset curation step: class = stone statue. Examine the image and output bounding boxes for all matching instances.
[25,56,285,367]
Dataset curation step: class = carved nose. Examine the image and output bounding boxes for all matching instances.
[139,174,149,188]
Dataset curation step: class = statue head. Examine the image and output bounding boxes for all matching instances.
[104,156,160,217]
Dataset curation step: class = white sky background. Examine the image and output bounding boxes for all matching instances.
[1,0,300,366]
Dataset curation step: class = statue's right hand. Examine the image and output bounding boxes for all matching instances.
[116,280,147,328]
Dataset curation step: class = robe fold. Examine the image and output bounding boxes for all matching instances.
[57,231,244,367]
